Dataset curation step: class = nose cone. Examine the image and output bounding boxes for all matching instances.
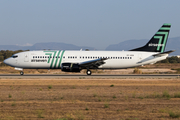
[3,58,11,66]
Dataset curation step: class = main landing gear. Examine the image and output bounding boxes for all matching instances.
[20,71,24,75]
[86,69,91,75]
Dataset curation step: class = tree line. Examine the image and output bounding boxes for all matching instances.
[0,50,24,61]
[158,56,180,63]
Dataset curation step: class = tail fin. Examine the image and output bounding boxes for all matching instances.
[130,23,171,53]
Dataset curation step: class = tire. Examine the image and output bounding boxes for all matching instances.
[20,71,24,75]
[86,70,91,75]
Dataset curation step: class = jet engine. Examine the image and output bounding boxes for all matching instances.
[61,63,81,72]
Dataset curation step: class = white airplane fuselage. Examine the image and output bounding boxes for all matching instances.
[3,23,172,75]
[4,50,167,69]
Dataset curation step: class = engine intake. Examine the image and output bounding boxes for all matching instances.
[61,63,81,72]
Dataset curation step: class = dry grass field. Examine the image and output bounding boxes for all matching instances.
[1,78,180,120]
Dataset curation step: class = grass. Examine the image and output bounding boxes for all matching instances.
[48,85,52,89]
[132,92,136,98]
[138,96,144,99]
[162,90,171,99]
[104,103,109,108]
[113,95,116,99]
[169,111,180,118]
[93,93,97,97]
[55,118,68,120]
[37,109,44,118]
[8,94,12,98]
[85,107,89,111]
[60,97,64,99]
[125,96,128,100]
[72,85,76,89]
[1,78,180,119]
[110,84,114,87]
[11,101,16,106]
[98,97,101,102]
[174,92,180,98]
[133,68,142,74]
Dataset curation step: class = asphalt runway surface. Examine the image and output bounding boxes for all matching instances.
[0,74,180,79]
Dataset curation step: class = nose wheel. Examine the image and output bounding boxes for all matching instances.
[86,70,92,75]
[20,71,24,75]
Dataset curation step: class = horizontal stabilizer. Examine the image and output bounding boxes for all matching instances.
[138,50,174,64]
[153,50,175,57]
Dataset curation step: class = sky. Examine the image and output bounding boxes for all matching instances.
[0,0,180,49]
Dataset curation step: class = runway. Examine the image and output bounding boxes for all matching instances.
[0,74,180,79]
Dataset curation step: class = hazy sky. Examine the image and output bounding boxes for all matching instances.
[0,0,180,49]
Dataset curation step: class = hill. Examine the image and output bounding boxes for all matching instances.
[106,37,180,55]
[0,42,94,51]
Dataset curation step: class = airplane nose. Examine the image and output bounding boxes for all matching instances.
[3,59,10,66]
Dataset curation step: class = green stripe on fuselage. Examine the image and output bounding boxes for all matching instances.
[50,51,57,68]
[58,50,65,68]
[54,51,61,68]
[45,53,52,63]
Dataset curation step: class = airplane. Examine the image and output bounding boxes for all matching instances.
[3,23,174,75]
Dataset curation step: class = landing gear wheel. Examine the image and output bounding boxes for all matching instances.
[20,71,24,75]
[86,70,91,75]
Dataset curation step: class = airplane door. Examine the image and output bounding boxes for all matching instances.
[24,53,29,62]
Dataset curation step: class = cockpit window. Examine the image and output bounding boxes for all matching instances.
[12,55,18,58]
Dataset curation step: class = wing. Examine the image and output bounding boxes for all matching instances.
[79,58,108,69]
